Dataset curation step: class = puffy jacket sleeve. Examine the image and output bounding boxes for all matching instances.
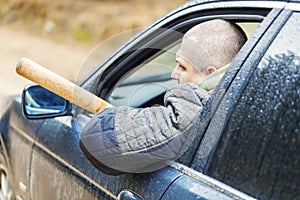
[79,83,209,175]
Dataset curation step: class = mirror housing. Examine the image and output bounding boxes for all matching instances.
[22,85,72,119]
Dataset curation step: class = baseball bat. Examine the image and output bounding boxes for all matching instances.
[16,58,112,114]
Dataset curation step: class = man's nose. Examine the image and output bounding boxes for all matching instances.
[171,65,180,80]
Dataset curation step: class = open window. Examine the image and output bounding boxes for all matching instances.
[106,43,179,107]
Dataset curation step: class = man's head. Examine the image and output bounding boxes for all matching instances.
[171,19,247,83]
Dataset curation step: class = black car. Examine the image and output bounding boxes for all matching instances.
[1,0,299,199]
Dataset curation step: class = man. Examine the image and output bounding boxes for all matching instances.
[172,19,246,85]
[79,19,247,175]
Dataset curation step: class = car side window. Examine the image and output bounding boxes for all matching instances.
[105,44,179,107]
[204,12,300,199]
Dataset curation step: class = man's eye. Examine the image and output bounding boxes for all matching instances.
[179,65,186,71]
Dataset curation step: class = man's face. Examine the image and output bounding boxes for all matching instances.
[171,54,205,84]
[171,35,211,84]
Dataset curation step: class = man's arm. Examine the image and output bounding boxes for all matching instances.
[79,83,209,175]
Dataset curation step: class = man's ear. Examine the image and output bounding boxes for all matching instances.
[205,66,218,75]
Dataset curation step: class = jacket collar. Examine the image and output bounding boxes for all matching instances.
[198,64,230,92]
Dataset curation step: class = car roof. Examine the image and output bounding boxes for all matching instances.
[182,0,292,7]
[186,0,289,4]
[165,0,291,19]
[178,0,295,10]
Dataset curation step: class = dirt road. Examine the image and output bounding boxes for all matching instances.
[0,0,186,104]
[0,26,92,101]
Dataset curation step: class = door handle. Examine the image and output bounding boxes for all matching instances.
[117,190,143,200]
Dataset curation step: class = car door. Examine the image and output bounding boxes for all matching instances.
[188,5,300,200]
[91,2,284,199]
[29,1,286,200]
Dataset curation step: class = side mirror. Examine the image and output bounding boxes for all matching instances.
[22,85,72,119]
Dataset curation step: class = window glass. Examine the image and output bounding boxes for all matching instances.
[205,13,300,199]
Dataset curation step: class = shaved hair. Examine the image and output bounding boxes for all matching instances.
[178,19,247,72]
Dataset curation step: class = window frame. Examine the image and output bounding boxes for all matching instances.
[95,11,266,100]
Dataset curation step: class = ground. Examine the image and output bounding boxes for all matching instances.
[0,0,186,100]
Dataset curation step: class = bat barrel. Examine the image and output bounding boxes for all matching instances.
[16,58,112,114]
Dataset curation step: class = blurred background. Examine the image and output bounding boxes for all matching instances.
[0,0,186,99]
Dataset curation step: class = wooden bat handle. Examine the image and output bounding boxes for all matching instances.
[16,58,112,114]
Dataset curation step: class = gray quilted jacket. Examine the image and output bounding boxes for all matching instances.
[79,83,209,175]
